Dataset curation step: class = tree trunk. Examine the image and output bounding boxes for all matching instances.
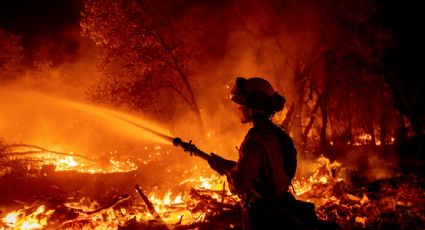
[303,94,322,141]
[320,91,329,151]
[293,64,306,151]
[397,112,408,141]
[346,93,353,146]
[379,87,388,145]
[281,103,295,131]
[291,47,333,155]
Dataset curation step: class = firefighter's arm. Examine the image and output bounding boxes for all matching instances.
[207,153,236,175]
[226,140,262,195]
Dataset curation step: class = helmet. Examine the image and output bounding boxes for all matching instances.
[230,77,285,114]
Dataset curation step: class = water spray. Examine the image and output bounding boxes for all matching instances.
[105,112,174,143]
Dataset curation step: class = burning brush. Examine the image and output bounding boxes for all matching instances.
[0,114,423,229]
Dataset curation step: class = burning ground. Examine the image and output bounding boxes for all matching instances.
[1,140,424,229]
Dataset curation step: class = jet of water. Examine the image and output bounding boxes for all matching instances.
[0,88,174,146]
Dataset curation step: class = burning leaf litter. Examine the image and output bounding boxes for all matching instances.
[1,147,424,229]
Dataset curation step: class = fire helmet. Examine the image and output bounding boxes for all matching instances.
[230,77,285,114]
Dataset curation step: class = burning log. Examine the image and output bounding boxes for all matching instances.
[72,195,131,215]
[189,189,235,211]
[345,193,362,202]
[134,184,162,221]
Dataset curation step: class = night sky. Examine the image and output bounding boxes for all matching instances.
[0,0,82,36]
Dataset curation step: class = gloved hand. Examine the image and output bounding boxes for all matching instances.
[207,153,236,175]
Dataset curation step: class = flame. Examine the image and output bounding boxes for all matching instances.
[293,155,343,196]
[354,133,396,145]
[1,205,54,230]
[18,153,138,174]
[138,175,237,225]
[52,155,138,173]
[173,195,182,204]
[2,144,139,174]
[1,155,346,229]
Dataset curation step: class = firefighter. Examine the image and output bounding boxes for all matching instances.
[208,77,314,230]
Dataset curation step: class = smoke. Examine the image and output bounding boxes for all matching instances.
[0,0,402,190]
[167,0,325,161]
[333,146,400,185]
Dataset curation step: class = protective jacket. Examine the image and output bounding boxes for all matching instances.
[227,120,302,229]
[227,121,296,197]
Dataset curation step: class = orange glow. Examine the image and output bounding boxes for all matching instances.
[0,88,173,165]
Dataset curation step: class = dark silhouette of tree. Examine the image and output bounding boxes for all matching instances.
[238,0,398,155]
[81,0,203,128]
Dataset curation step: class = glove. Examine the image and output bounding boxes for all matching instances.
[208,153,236,175]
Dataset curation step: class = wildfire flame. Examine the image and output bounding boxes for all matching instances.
[1,205,54,230]
[36,154,138,174]
[3,148,138,174]
[292,155,343,196]
[1,154,345,229]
